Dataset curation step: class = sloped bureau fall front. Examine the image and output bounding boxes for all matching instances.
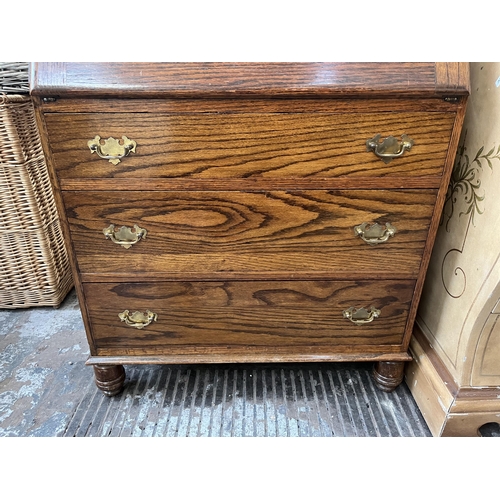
[30,63,469,395]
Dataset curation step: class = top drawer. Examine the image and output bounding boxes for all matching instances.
[45,112,455,180]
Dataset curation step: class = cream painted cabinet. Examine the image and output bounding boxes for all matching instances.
[406,62,500,436]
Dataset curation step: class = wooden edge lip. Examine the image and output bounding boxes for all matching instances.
[78,272,420,282]
[435,62,471,96]
[86,352,413,365]
[412,323,500,402]
[456,386,500,401]
[58,177,444,191]
[30,62,469,99]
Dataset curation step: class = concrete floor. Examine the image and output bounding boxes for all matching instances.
[0,288,433,437]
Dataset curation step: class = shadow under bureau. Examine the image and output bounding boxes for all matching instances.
[30,62,469,395]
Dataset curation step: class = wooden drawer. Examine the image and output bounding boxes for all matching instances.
[63,189,437,279]
[46,112,455,180]
[84,280,416,356]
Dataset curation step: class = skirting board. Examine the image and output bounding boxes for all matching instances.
[405,325,500,437]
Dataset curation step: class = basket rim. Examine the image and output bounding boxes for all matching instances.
[1,93,31,104]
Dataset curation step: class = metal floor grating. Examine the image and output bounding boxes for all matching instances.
[1,289,431,437]
[63,362,431,437]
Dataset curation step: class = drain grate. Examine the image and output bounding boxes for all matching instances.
[63,362,431,437]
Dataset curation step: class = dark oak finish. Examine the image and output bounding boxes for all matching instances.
[86,350,413,365]
[58,177,444,191]
[30,62,469,98]
[62,189,437,279]
[435,62,471,94]
[93,364,125,396]
[45,112,455,180]
[401,101,469,352]
[373,361,406,392]
[31,62,469,395]
[83,280,416,355]
[39,97,462,114]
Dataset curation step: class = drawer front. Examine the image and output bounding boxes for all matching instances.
[63,189,437,278]
[46,112,455,179]
[84,280,415,355]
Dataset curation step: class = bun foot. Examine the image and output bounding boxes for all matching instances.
[373,361,405,392]
[93,364,125,396]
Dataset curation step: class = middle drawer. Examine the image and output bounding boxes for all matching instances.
[63,189,437,279]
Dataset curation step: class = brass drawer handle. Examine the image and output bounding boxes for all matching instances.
[354,222,396,245]
[118,310,158,329]
[366,134,414,163]
[88,135,137,165]
[343,306,380,325]
[103,224,147,249]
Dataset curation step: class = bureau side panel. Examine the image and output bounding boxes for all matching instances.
[30,99,97,355]
[400,97,469,351]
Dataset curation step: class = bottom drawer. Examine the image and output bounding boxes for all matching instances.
[84,280,415,356]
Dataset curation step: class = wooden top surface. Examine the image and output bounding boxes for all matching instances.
[30,62,470,99]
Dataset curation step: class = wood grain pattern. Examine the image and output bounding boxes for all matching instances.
[31,62,464,98]
[398,96,469,353]
[39,97,461,114]
[435,62,471,94]
[30,63,469,392]
[58,177,444,192]
[30,62,65,92]
[86,350,413,364]
[31,96,98,355]
[83,280,415,354]
[46,112,455,180]
[62,189,437,279]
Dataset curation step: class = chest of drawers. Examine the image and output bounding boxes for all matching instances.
[30,63,469,396]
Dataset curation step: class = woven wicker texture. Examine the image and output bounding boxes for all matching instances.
[0,63,29,94]
[0,92,73,308]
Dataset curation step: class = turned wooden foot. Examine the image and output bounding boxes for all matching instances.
[93,364,125,396]
[373,361,405,392]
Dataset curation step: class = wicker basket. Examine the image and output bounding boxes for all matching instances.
[0,63,30,94]
[0,74,73,308]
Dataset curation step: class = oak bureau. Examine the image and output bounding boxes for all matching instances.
[30,63,469,395]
